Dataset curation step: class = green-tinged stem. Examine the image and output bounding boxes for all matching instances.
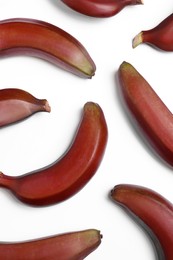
[132,31,143,48]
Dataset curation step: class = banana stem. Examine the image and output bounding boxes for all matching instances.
[0,172,14,189]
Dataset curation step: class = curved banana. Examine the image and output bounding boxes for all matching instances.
[0,229,102,260]
[118,61,173,167]
[111,184,173,260]
[61,0,143,18]
[132,13,173,51]
[0,88,50,127]
[0,18,96,78]
[0,102,108,206]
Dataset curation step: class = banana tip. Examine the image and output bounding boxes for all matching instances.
[110,185,125,202]
[89,70,96,79]
[110,187,116,197]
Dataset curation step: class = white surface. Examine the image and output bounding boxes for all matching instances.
[0,0,173,259]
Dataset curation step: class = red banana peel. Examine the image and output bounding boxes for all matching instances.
[111,184,173,260]
[0,102,108,206]
[0,18,96,78]
[61,0,143,18]
[0,88,50,127]
[118,61,173,167]
[0,229,102,260]
[132,13,173,51]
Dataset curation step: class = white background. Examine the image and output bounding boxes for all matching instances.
[0,0,173,259]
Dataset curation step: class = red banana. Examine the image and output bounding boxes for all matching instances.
[0,229,102,260]
[0,102,108,206]
[61,0,143,18]
[0,18,96,78]
[0,88,50,127]
[132,13,173,51]
[118,61,173,167]
[111,184,173,260]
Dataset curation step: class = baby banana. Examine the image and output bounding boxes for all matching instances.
[0,102,108,206]
[118,61,173,167]
[61,0,143,18]
[132,13,173,51]
[0,18,96,78]
[111,184,173,260]
[0,229,102,260]
[0,88,50,127]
